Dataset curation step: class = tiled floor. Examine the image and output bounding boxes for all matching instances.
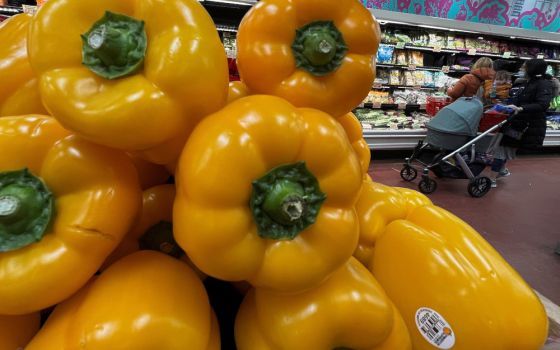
[368,154,560,305]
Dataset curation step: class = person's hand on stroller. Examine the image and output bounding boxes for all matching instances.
[504,105,523,115]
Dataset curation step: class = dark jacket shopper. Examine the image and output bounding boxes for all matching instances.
[447,57,495,101]
[502,59,554,149]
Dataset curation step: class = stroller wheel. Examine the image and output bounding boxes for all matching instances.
[418,177,437,194]
[400,166,418,182]
[468,177,492,198]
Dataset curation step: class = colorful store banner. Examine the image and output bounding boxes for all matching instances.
[366,0,560,33]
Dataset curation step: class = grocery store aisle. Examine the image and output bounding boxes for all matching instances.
[369,154,560,305]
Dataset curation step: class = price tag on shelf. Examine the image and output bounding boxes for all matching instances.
[396,42,406,49]
[373,102,382,108]
[22,5,38,15]
[398,103,407,110]
[442,66,450,73]
[413,85,422,90]
[373,83,384,89]
[468,48,477,56]
[502,51,512,59]
[433,45,442,53]
[537,54,545,59]
[361,123,372,130]
[408,64,416,71]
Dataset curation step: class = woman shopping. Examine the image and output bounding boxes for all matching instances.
[489,59,554,188]
[447,57,495,101]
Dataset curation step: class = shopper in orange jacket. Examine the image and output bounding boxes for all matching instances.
[447,57,495,101]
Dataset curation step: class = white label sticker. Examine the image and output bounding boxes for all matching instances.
[502,51,512,59]
[396,42,406,49]
[468,48,477,56]
[415,307,455,349]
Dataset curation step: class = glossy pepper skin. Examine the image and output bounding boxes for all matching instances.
[237,0,381,117]
[129,154,171,190]
[354,179,431,267]
[0,312,41,349]
[235,257,396,350]
[28,0,229,165]
[174,95,362,292]
[27,251,220,350]
[371,205,548,350]
[0,14,47,116]
[227,81,250,104]
[0,116,141,315]
[337,112,371,176]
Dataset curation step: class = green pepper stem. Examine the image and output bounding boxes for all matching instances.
[82,11,147,80]
[262,179,306,225]
[0,195,21,220]
[0,169,54,252]
[250,162,326,241]
[302,34,337,67]
[292,21,348,76]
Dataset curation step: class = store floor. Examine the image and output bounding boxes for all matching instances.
[368,154,560,306]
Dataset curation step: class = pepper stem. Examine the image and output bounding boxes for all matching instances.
[0,169,54,252]
[250,162,326,240]
[82,11,147,80]
[292,21,348,76]
[262,179,306,225]
[0,195,20,218]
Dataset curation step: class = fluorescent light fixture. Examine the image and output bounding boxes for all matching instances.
[538,39,560,44]
[510,36,516,39]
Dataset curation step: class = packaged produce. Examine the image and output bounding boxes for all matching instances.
[377,44,395,64]
[390,70,402,85]
[27,251,220,350]
[371,205,549,350]
[236,0,381,117]
[173,95,362,292]
[0,116,141,314]
[395,50,408,65]
[404,71,415,86]
[28,0,229,165]
[235,258,404,350]
[0,14,47,116]
[375,69,390,84]
[413,70,425,86]
[410,51,424,66]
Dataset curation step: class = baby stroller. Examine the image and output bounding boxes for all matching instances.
[400,97,511,198]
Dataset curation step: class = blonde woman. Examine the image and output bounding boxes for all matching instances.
[447,57,495,101]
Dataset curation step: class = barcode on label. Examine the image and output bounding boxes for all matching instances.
[420,313,445,342]
[415,307,455,349]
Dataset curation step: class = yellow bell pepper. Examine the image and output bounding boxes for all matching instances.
[28,0,229,165]
[235,257,396,349]
[174,95,362,292]
[101,184,205,278]
[0,14,47,116]
[27,251,220,350]
[227,81,250,104]
[129,154,171,190]
[371,205,548,350]
[0,312,41,349]
[0,116,141,315]
[373,302,412,350]
[237,0,381,117]
[354,179,431,266]
[337,112,371,176]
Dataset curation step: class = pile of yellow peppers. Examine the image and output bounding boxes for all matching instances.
[0,0,549,349]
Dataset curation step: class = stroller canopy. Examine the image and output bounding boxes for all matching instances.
[427,97,483,137]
